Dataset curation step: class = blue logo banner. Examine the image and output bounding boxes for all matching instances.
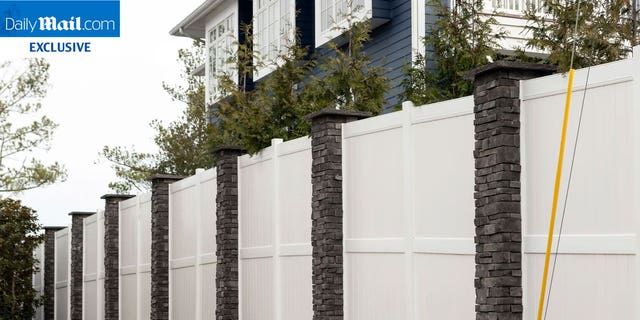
[0,1,120,37]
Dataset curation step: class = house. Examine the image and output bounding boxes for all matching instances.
[169,0,538,113]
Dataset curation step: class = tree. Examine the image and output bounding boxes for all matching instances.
[101,41,215,193]
[0,198,44,319]
[302,17,389,115]
[215,24,317,153]
[0,59,66,193]
[400,0,503,105]
[525,0,640,72]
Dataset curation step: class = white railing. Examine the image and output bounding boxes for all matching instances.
[238,137,313,320]
[168,168,218,320]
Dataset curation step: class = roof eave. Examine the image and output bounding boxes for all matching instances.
[169,0,225,39]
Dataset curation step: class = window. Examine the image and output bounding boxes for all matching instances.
[253,0,295,79]
[207,14,235,102]
[489,0,545,13]
[315,0,370,47]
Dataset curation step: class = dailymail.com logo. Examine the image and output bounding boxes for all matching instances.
[0,0,120,37]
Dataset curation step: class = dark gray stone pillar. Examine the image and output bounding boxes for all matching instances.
[150,175,184,320]
[43,226,64,320]
[466,62,555,320]
[213,146,245,320]
[69,211,94,320]
[101,194,134,320]
[307,109,369,320]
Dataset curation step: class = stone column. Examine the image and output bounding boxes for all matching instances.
[466,61,555,320]
[101,194,134,320]
[69,211,94,320]
[306,109,370,320]
[150,175,184,320]
[213,146,245,320]
[43,226,65,320]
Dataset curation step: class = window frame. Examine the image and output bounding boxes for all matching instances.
[206,13,236,104]
[314,0,372,48]
[253,0,297,80]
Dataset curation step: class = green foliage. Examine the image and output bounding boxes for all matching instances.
[303,19,389,115]
[0,198,44,319]
[216,15,388,154]
[101,41,215,193]
[525,0,640,72]
[216,24,317,154]
[401,0,502,105]
[0,59,66,193]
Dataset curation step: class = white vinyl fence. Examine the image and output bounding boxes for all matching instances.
[238,137,313,320]
[520,48,640,319]
[83,210,104,320]
[119,193,152,319]
[55,227,71,320]
[342,98,476,320]
[33,242,44,320]
[168,168,218,320]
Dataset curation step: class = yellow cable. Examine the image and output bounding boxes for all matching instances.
[536,68,575,320]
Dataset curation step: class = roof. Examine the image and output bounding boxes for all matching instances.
[169,0,226,39]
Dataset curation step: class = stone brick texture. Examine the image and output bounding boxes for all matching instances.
[101,194,134,320]
[43,226,64,320]
[308,109,369,320]
[470,62,555,320]
[150,175,183,320]
[69,212,94,320]
[213,147,244,320]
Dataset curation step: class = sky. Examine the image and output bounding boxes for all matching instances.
[1,0,204,227]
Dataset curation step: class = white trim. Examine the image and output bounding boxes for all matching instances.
[314,0,373,48]
[411,0,426,60]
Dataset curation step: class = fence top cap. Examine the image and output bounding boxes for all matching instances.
[305,108,371,121]
[148,174,186,182]
[100,194,135,200]
[463,61,557,80]
[43,226,66,231]
[68,211,95,217]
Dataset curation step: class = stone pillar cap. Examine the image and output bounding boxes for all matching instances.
[463,61,557,80]
[305,108,371,121]
[100,194,135,200]
[212,145,246,154]
[68,211,95,217]
[43,226,66,231]
[148,174,185,181]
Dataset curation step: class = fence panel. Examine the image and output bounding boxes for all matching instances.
[82,210,104,320]
[342,97,476,320]
[119,193,152,319]
[33,242,44,320]
[238,137,313,320]
[520,50,640,319]
[55,227,71,320]
[168,167,217,320]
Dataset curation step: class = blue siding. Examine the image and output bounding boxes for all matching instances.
[364,0,412,112]
[296,0,315,55]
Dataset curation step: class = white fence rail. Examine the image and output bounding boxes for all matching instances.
[520,48,640,319]
[33,242,44,320]
[55,227,71,320]
[238,137,313,320]
[168,168,218,320]
[83,210,104,320]
[119,193,152,319]
[342,97,476,320]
